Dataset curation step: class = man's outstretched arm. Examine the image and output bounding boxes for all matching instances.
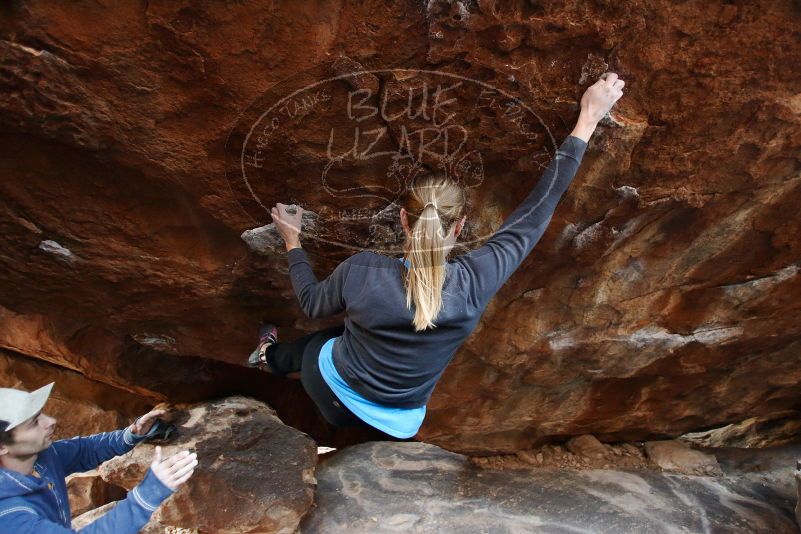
[51,408,165,476]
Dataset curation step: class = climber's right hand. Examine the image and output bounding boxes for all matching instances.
[579,72,625,124]
[150,446,198,490]
[271,202,304,249]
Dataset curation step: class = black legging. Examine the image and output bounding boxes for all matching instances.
[264,324,367,428]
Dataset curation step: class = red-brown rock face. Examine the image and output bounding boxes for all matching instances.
[0,1,799,453]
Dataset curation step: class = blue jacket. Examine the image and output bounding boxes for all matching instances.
[0,426,174,533]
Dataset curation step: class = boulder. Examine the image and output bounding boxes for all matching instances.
[643,440,722,476]
[66,469,126,518]
[302,441,798,533]
[565,434,607,459]
[705,442,801,509]
[99,397,317,534]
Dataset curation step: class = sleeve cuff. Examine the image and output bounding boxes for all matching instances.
[124,417,163,445]
[123,425,144,446]
[557,135,589,162]
[287,247,309,265]
[130,468,175,512]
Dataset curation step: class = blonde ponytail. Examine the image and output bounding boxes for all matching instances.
[402,174,466,331]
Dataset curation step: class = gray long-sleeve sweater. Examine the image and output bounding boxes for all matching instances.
[287,135,588,408]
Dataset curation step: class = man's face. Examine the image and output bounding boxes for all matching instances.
[0,411,57,459]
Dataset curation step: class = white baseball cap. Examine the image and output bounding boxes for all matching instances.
[0,382,54,431]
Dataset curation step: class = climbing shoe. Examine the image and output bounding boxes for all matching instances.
[247,324,278,373]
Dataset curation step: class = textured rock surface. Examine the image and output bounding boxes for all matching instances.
[643,439,722,476]
[98,396,317,534]
[704,441,801,523]
[302,441,800,533]
[797,462,801,532]
[566,434,606,458]
[72,502,198,534]
[472,439,654,471]
[683,411,801,448]
[0,1,800,453]
[66,470,126,518]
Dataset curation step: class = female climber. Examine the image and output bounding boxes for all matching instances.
[247,72,625,438]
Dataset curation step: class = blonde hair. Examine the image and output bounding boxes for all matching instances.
[401,173,466,331]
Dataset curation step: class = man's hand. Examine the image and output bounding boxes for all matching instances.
[130,408,166,436]
[150,446,198,491]
[271,202,304,251]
